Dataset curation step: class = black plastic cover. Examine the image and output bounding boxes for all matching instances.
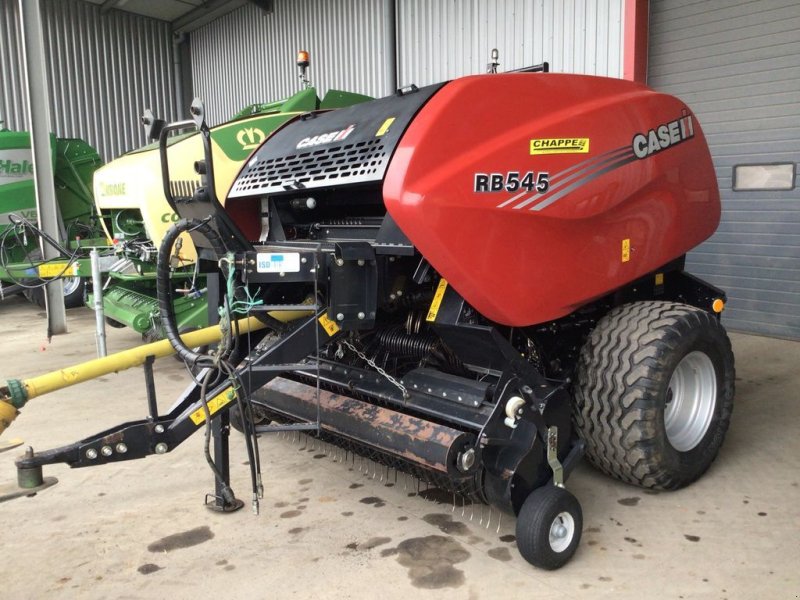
[228,83,445,198]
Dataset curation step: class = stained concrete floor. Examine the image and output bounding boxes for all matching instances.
[0,295,798,599]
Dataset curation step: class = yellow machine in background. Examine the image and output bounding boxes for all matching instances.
[92,70,370,338]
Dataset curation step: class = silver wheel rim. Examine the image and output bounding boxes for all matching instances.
[62,277,81,297]
[548,511,575,553]
[664,351,717,452]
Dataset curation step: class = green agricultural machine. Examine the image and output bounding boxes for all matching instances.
[0,124,108,307]
[92,56,370,340]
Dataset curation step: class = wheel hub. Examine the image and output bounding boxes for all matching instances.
[664,351,717,452]
[548,511,575,553]
[62,276,81,296]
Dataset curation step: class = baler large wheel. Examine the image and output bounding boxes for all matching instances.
[573,301,734,490]
[515,485,583,570]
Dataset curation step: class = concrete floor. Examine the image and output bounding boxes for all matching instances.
[0,296,798,599]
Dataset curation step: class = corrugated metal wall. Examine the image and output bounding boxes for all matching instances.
[0,0,28,132]
[0,0,177,161]
[190,0,392,125]
[190,0,624,124]
[396,0,623,86]
[648,0,800,339]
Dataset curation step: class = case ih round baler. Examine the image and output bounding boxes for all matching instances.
[1,68,734,570]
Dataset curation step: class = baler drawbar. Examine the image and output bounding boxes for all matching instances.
[1,66,735,570]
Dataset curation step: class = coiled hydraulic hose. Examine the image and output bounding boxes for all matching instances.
[156,218,227,366]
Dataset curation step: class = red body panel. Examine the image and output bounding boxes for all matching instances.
[384,74,720,326]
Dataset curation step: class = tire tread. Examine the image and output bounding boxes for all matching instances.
[573,301,735,489]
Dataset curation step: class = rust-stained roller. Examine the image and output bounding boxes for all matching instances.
[256,379,476,477]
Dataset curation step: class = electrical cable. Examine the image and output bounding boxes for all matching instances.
[0,216,83,289]
[199,367,236,506]
[156,217,228,366]
[157,216,268,511]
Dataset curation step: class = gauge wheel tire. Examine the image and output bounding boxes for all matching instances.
[230,403,272,434]
[515,485,582,570]
[24,277,85,309]
[573,301,735,490]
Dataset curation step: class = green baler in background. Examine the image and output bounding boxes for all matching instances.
[0,124,109,307]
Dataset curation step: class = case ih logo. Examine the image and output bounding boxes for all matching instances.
[296,124,355,149]
[632,113,694,159]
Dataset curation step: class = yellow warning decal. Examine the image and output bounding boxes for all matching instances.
[426,279,448,322]
[655,272,664,286]
[375,117,396,137]
[530,138,590,155]
[318,313,341,336]
[38,262,78,278]
[622,239,631,263]
[190,388,236,426]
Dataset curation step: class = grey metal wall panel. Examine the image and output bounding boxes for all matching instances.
[396,0,623,87]
[0,0,176,161]
[190,0,623,124]
[0,0,26,131]
[648,0,800,339]
[190,0,392,125]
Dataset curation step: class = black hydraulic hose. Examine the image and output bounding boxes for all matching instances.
[157,218,227,365]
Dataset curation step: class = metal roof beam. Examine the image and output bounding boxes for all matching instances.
[172,0,249,33]
[100,0,124,15]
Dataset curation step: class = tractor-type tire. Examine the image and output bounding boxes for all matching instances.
[573,301,735,490]
[516,485,583,570]
[24,277,86,309]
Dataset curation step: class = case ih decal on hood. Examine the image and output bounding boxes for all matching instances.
[296,124,356,149]
[492,111,696,212]
[632,112,694,159]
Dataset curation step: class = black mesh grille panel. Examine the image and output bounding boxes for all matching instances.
[232,138,387,195]
[227,82,445,200]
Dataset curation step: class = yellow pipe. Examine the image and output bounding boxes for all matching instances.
[7,310,315,403]
[18,316,266,401]
[0,309,314,437]
[0,401,17,437]
[2,317,269,437]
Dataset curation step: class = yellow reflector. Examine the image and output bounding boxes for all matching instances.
[712,298,725,313]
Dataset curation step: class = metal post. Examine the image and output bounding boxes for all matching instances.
[90,249,107,357]
[18,0,67,335]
